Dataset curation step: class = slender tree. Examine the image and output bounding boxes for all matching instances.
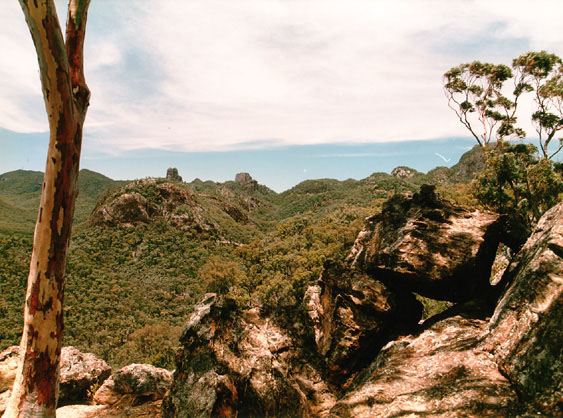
[443,61,522,147]
[513,51,563,159]
[5,0,91,416]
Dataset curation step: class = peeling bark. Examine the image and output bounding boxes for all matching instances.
[5,1,91,417]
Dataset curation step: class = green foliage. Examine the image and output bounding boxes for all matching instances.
[0,157,484,369]
[443,61,520,146]
[0,233,31,345]
[0,169,124,233]
[472,141,563,225]
[112,324,182,369]
[513,51,563,159]
[198,256,247,296]
[416,294,453,320]
[240,209,366,315]
[444,50,563,158]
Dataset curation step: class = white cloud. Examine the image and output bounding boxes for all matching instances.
[2,0,563,152]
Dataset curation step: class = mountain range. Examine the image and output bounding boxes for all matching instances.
[0,145,483,368]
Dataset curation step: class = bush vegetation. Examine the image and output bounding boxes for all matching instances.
[2,145,559,370]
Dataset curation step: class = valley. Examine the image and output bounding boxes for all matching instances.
[0,150,478,369]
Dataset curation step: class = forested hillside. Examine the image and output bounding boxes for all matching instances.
[0,147,492,368]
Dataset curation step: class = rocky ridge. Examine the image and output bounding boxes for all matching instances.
[88,178,253,235]
[162,191,562,417]
[1,171,560,418]
[487,201,563,413]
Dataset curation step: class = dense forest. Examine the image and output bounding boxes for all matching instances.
[0,150,482,368]
[1,143,561,369]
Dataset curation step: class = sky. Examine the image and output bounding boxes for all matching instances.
[1,0,563,191]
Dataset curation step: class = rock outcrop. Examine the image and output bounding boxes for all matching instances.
[166,167,183,182]
[347,184,502,301]
[391,166,420,179]
[234,172,254,186]
[0,346,19,415]
[90,192,151,227]
[59,346,112,405]
[487,201,563,414]
[162,184,562,417]
[305,264,422,386]
[0,346,18,393]
[1,346,110,412]
[162,293,337,418]
[93,363,172,406]
[89,179,217,232]
[56,401,163,418]
[330,309,518,417]
[0,389,11,416]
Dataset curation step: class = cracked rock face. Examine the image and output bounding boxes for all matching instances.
[347,185,502,301]
[59,346,112,405]
[305,264,422,387]
[162,294,336,418]
[487,201,563,415]
[330,313,518,417]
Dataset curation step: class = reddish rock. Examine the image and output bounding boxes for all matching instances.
[57,401,162,418]
[234,172,254,186]
[1,346,110,406]
[347,185,502,301]
[0,389,11,415]
[487,201,563,415]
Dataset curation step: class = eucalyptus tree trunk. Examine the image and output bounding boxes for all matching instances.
[5,0,91,416]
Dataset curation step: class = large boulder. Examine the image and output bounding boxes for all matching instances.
[93,363,172,406]
[487,201,563,414]
[0,346,19,393]
[162,293,336,418]
[347,185,502,301]
[1,346,110,406]
[59,346,112,405]
[330,311,518,417]
[305,264,422,386]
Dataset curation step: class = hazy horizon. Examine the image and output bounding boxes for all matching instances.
[2,133,481,192]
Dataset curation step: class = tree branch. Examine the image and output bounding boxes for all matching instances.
[66,0,91,116]
[18,0,74,131]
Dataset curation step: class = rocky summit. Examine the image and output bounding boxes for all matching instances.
[347,184,503,301]
[0,149,560,417]
[161,190,562,417]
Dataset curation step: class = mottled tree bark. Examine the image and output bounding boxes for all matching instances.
[5,1,91,416]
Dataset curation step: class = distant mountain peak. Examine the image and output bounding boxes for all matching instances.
[235,172,253,185]
[166,168,183,182]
